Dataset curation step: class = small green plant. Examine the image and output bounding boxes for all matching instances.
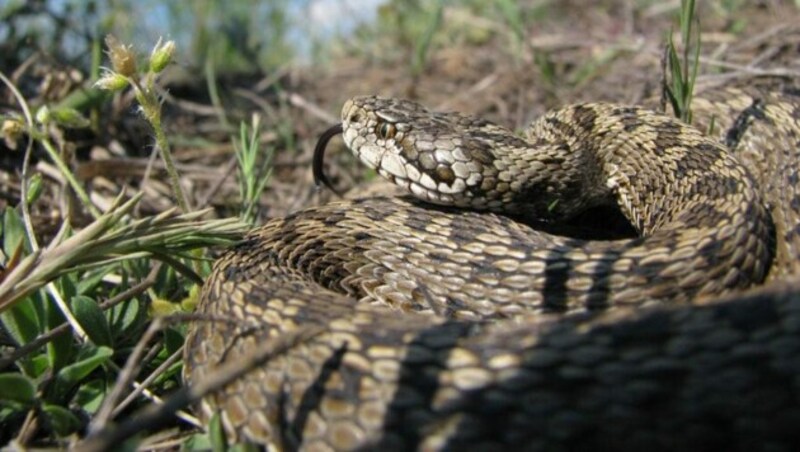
[411,0,445,77]
[0,192,245,444]
[234,114,274,226]
[0,33,249,447]
[663,0,701,123]
[95,36,189,214]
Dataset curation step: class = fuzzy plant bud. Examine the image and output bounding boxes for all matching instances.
[26,173,44,205]
[2,118,24,150]
[150,297,183,317]
[35,105,51,125]
[149,38,176,74]
[105,34,137,77]
[51,107,90,129]
[94,71,129,91]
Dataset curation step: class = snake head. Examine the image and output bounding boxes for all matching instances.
[329,95,506,207]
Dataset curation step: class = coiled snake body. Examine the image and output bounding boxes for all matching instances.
[185,80,800,450]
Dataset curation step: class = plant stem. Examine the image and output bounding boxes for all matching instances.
[131,78,191,214]
[153,121,191,214]
[40,135,102,219]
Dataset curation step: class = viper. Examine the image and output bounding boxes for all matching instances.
[185,79,800,450]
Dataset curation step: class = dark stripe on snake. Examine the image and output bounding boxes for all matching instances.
[724,98,768,149]
[285,344,348,449]
[372,322,475,450]
[542,240,581,311]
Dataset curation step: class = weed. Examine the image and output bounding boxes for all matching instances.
[235,114,273,226]
[96,35,189,214]
[663,0,701,123]
[411,0,446,77]
[0,36,247,448]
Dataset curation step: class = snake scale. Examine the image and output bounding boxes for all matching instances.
[184,78,800,450]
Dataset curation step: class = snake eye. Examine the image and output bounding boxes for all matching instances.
[377,122,397,140]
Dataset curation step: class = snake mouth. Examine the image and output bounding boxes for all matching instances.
[313,123,344,195]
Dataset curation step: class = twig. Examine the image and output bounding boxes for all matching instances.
[14,407,39,446]
[111,348,184,418]
[697,56,800,76]
[730,23,795,52]
[45,283,89,341]
[102,345,201,427]
[283,92,338,124]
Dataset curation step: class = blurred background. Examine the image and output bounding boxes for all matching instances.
[1,1,799,447]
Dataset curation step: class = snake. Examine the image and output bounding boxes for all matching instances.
[184,78,800,450]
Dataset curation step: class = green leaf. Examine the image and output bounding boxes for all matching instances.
[110,298,143,339]
[534,52,556,86]
[56,345,113,386]
[41,403,81,436]
[163,327,184,356]
[57,275,78,301]
[73,379,107,414]
[71,295,113,347]
[183,431,213,450]
[76,267,115,295]
[209,411,228,451]
[107,271,145,332]
[51,107,90,129]
[230,442,261,452]
[26,173,44,205]
[2,206,26,258]
[46,291,76,373]
[707,116,717,136]
[30,355,50,377]
[680,0,696,43]
[1,289,45,374]
[0,373,37,406]
[0,295,42,346]
[154,360,183,386]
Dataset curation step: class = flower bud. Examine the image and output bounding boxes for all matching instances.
[149,38,176,74]
[150,297,182,317]
[2,118,24,150]
[180,285,201,311]
[26,173,43,205]
[35,105,51,125]
[105,35,137,77]
[94,71,129,91]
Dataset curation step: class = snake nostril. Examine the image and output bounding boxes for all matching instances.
[348,113,361,124]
